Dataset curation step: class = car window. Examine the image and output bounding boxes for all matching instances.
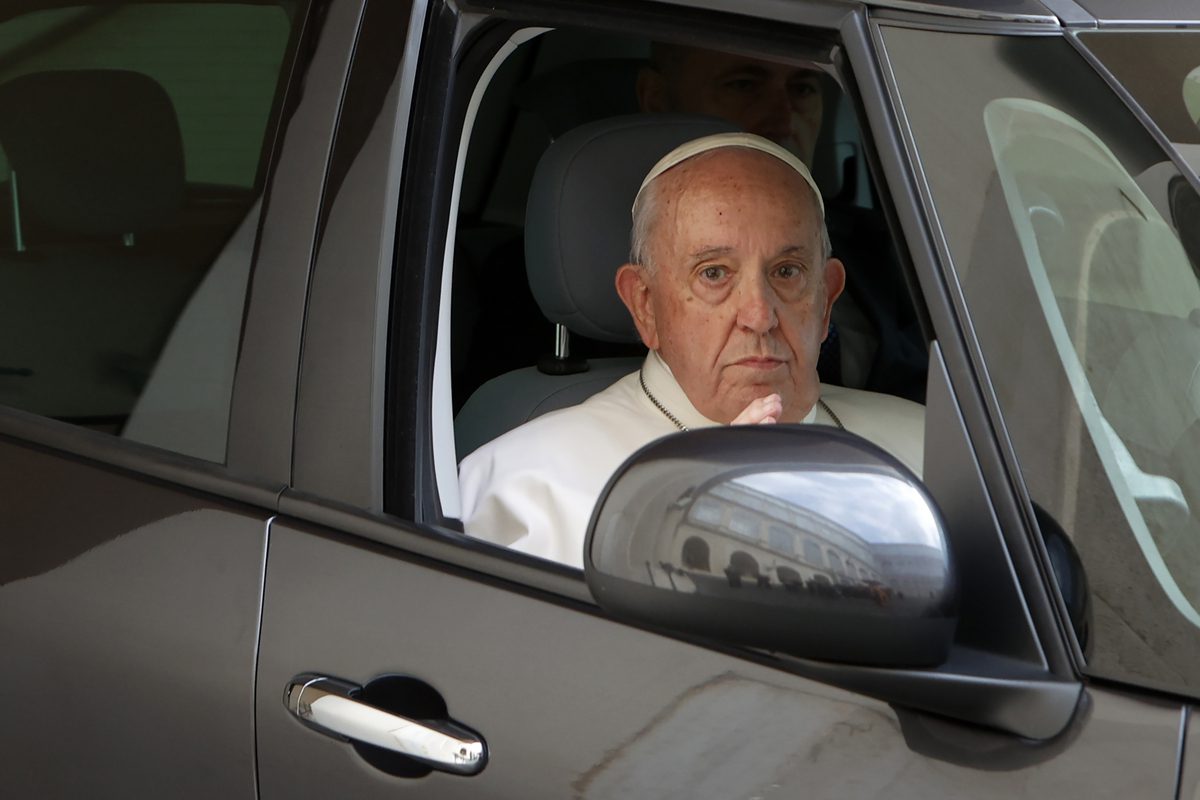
[435,18,926,551]
[0,2,298,462]
[882,25,1200,694]
[1079,31,1200,148]
[448,25,922,446]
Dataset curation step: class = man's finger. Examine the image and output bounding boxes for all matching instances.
[731,394,783,425]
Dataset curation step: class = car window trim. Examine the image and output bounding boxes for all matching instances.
[868,13,1080,677]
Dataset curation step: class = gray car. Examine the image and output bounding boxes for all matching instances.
[4,0,1200,796]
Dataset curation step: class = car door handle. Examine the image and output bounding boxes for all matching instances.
[284,674,487,776]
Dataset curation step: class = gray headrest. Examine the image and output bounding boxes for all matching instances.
[525,113,739,343]
[0,69,185,237]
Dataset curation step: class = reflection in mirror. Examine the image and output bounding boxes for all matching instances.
[671,471,947,606]
[586,427,956,667]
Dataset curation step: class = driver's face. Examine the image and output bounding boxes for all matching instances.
[641,49,824,166]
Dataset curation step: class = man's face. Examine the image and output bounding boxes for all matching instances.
[619,149,844,424]
[639,49,824,166]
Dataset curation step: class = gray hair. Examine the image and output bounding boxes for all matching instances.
[629,165,833,273]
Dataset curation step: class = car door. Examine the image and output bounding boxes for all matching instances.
[0,0,358,795]
[254,0,1189,797]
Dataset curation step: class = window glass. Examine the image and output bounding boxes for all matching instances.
[0,4,289,186]
[0,3,297,461]
[1080,32,1200,147]
[884,26,1200,692]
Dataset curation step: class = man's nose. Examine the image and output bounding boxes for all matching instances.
[736,273,779,334]
[754,81,794,141]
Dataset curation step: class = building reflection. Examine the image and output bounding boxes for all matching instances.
[647,472,947,607]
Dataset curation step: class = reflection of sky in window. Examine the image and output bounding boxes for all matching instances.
[733,471,941,547]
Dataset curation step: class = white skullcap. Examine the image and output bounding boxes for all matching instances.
[632,131,824,216]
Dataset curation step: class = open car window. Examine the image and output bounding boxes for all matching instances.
[435,19,927,534]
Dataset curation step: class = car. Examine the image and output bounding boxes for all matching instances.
[4,0,1200,796]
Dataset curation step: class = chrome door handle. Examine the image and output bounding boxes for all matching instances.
[284,674,487,776]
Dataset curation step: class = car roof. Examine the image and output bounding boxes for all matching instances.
[862,0,1200,25]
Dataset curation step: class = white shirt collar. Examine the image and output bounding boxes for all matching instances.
[642,350,821,427]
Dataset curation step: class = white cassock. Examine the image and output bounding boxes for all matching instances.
[459,351,925,569]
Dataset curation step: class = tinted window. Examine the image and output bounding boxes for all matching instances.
[0,2,297,461]
[884,26,1200,692]
[1081,31,1200,146]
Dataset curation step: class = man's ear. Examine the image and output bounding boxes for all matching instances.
[820,257,846,334]
[616,264,659,350]
[636,66,667,113]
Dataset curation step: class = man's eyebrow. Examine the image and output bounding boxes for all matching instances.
[690,246,735,261]
[777,245,815,259]
[690,245,815,261]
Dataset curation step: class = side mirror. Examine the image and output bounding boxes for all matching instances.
[584,426,957,667]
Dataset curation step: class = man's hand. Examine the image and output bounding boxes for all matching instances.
[731,394,782,425]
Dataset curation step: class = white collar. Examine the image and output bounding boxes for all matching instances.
[641,350,821,428]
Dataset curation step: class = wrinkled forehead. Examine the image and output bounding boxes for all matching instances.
[651,150,825,264]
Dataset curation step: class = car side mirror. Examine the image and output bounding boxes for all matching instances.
[584,426,957,667]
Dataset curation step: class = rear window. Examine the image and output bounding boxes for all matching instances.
[0,2,298,461]
[0,3,289,187]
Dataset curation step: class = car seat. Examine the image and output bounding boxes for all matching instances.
[0,69,199,423]
[454,113,738,458]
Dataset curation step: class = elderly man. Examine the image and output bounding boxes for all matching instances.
[459,133,923,568]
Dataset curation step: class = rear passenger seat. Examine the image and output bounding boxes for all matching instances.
[0,69,216,425]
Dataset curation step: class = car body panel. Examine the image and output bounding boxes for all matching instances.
[0,437,269,798]
[256,518,1183,797]
[1178,707,1199,799]
[226,0,368,483]
[292,0,422,510]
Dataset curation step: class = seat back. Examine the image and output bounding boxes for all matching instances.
[0,69,190,422]
[454,113,737,457]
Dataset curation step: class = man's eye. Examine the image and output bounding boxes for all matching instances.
[723,78,760,94]
[788,81,819,98]
[774,263,803,280]
[700,265,728,282]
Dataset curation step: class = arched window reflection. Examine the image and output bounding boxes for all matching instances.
[777,566,802,591]
[681,536,710,572]
[726,551,761,588]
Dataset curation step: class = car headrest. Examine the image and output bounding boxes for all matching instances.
[0,69,185,238]
[525,113,738,343]
[515,58,643,139]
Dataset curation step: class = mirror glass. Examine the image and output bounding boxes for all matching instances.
[586,427,956,666]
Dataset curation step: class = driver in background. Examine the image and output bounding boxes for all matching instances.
[636,42,825,166]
